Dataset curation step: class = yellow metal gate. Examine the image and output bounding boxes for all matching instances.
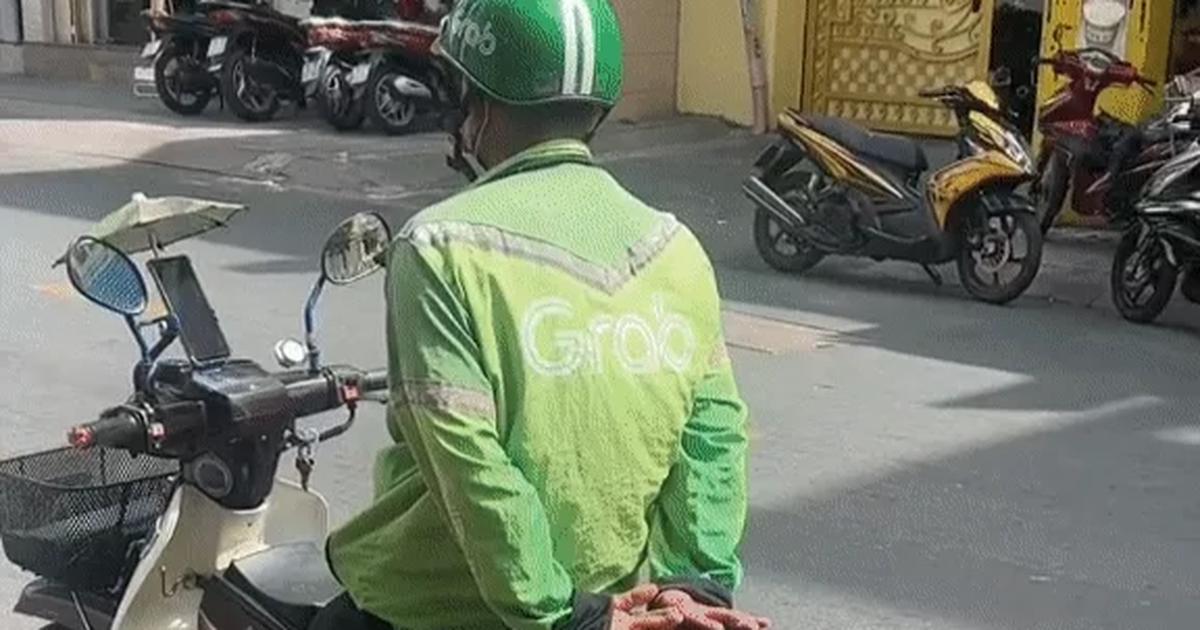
[801,0,996,137]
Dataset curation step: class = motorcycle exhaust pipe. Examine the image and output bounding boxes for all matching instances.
[742,175,809,229]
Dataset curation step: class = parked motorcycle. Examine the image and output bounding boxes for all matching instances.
[0,212,394,629]
[1110,132,1200,324]
[358,19,444,135]
[743,79,1043,305]
[132,5,221,115]
[302,17,370,131]
[204,0,308,122]
[1033,25,1159,234]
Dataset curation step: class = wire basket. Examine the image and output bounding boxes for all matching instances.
[0,447,179,592]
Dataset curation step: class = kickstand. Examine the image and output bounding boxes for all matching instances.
[921,264,944,287]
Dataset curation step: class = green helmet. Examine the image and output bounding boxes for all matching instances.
[433,0,624,108]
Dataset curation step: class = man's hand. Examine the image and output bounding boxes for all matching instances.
[649,589,770,630]
[608,584,685,630]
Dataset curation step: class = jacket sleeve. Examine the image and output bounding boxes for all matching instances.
[384,235,612,630]
[647,335,750,608]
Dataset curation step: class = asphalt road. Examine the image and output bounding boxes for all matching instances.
[1,78,1200,630]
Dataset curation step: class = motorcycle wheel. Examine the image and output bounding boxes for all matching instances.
[154,46,212,116]
[956,209,1043,305]
[1035,150,1069,235]
[1181,267,1200,304]
[752,171,826,274]
[220,47,281,123]
[365,63,418,136]
[316,65,365,131]
[1110,228,1178,324]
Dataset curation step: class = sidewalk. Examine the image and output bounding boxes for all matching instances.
[2,75,1190,327]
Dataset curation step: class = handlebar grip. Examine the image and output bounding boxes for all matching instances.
[362,369,388,392]
[286,374,341,418]
[68,410,144,450]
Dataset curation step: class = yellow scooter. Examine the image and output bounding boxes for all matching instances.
[742,79,1043,304]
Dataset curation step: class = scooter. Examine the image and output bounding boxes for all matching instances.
[1110,131,1200,324]
[1033,23,1159,233]
[355,19,443,135]
[0,212,393,629]
[301,17,373,132]
[743,78,1044,305]
[203,0,308,122]
[132,3,221,115]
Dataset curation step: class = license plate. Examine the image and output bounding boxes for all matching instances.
[140,39,163,58]
[348,63,370,85]
[133,66,155,83]
[206,36,227,58]
[301,59,323,83]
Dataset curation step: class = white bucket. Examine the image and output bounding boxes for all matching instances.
[1082,0,1128,47]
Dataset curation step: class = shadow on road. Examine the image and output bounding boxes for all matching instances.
[746,393,1200,629]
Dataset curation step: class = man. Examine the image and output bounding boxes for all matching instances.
[312,0,768,629]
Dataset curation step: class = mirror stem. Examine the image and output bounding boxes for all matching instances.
[124,315,151,364]
[303,276,326,374]
[147,321,178,362]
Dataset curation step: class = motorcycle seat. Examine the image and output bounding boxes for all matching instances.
[223,541,343,629]
[804,116,929,172]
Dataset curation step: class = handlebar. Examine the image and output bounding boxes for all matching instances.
[66,366,388,451]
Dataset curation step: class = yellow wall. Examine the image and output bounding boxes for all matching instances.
[676,0,806,127]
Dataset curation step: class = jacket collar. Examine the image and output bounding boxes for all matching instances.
[470,139,595,188]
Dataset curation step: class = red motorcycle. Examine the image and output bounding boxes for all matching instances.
[1034,27,1160,234]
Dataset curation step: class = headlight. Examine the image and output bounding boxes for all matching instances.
[995,126,1034,173]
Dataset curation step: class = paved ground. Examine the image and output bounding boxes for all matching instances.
[1,77,1200,630]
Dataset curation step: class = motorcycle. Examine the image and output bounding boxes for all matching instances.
[1033,24,1159,234]
[743,79,1044,305]
[301,18,368,131]
[1110,127,1200,324]
[203,0,308,122]
[356,19,444,135]
[0,212,394,629]
[132,5,221,115]
[299,17,442,135]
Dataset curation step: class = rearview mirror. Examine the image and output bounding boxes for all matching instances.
[321,212,392,285]
[64,236,149,316]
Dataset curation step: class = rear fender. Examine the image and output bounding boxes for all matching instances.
[928,150,1037,229]
[750,135,807,184]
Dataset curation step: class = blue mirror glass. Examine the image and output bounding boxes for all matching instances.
[65,236,148,316]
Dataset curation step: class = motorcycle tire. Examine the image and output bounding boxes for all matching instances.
[154,46,212,116]
[1181,267,1200,304]
[316,65,365,131]
[956,209,1043,305]
[1035,150,1069,235]
[751,171,826,274]
[220,47,281,123]
[1110,229,1178,324]
[365,63,419,136]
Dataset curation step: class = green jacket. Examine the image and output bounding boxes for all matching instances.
[326,139,749,630]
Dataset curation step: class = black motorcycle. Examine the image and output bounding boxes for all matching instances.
[133,4,221,115]
[1110,133,1200,324]
[203,0,308,122]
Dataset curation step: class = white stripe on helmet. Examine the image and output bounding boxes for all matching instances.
[560,0,596,95]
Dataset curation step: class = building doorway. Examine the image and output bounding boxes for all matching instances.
[987,0,1044,137]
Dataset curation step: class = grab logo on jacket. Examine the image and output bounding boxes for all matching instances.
[520,294,696,377]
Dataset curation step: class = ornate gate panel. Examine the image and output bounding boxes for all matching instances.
[801,0,996,137]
